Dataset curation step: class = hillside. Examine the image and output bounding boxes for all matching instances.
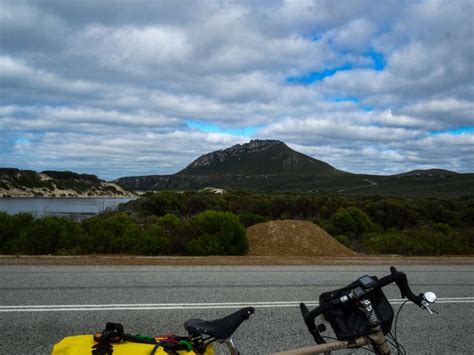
[0,168,135,198]
[116,139,473,197]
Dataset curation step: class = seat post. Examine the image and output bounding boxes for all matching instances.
[221,337,239,355]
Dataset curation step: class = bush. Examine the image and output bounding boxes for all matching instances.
[156,213,189,254]
[82,212,175,255]
[364,225,474,255]
[186,234,221,256]
[140,223,173,255]
[238,213,269,227]
[186,211,247,255]
[141,191,185,216]
[6,216,88,255]
[365,199,419,230]
[82,212,136,253]
[334,235,351,248]
[330,207,376,240]
[0,212,34,252]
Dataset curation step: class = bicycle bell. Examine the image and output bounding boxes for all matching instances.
[423,291,437,304]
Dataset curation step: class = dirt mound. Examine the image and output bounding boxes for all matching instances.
[246,220,356,257]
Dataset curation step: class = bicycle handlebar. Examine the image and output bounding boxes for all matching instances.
[301,266,424,344]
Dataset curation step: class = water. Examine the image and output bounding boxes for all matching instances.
[0,197,135,219]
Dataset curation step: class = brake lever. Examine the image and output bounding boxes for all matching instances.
[421,291,438,315]
[421,301,439,315]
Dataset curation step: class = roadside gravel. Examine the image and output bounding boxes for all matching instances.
[1,254,473,266]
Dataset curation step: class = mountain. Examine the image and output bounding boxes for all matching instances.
[177,139,344,177]
[116,139,474,197]
[394,169,458,178]
[116,139,351,191]
[0,168,135,198]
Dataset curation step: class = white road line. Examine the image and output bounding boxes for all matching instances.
[0,298,473,312]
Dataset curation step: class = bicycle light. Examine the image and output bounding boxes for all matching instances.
[423,292,437,304]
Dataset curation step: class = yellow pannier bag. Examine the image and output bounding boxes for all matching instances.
[51,335,215,355]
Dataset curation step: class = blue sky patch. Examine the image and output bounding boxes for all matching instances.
[366,50,385,71]
[430,126,474,136]
[186,120,259,136]
[287,63,353,85]
[14,137,31,145]
[331,96,360,103]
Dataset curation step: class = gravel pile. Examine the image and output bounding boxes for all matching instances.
[246,220,356,257]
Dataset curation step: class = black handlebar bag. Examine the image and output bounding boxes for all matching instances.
[319,277,394,340]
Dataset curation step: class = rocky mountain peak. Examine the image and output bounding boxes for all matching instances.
[185,140,287,169]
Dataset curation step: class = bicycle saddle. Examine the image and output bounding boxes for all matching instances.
[184,307,255,340]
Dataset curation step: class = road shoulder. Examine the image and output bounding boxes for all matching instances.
[1,255,473,266]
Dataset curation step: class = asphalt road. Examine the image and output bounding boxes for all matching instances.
[0,264,473,354]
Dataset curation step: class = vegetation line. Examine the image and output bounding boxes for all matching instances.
[1,191,472,257]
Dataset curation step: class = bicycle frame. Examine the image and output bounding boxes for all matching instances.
[275,326,388,354]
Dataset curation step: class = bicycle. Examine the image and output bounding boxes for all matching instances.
[52,266,436,355]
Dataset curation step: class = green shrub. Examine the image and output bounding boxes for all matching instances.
[186,234,220,256]
[140,223,173,255]
[142,191,185,216]
[0,212,35,251]
[186,211,247,255]
[334,235,351,247]
[119,223,145,253]
[364,225,474,255]
[238,213,268,227]
[81,212,136,253]
[6,216,87,255]
[156,213,189,254]
[330,207,376,240]
[365,199,419,230]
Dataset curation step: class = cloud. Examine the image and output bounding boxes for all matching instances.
[5,130,248,180]
[0,0,472,178]
[325,18,377,53]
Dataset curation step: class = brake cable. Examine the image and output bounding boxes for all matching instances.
[390,299,409,355]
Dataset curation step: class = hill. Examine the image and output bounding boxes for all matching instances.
[116,139,473,197]
[0,168,135,198]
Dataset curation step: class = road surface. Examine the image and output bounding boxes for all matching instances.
[0,264,473,354]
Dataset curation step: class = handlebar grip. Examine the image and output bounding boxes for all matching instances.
[302,298,344,344]
[389,266,422,306]
[300,303,326,344]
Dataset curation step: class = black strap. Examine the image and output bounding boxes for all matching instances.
[151,336,193,354]
[92,342,113,355]
[92,323,124,355]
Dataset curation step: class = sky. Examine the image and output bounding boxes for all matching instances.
[0,0,473,180]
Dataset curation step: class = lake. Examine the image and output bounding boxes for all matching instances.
[0,197,135,219]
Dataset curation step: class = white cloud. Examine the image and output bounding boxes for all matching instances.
[0,0,472,177]
[325,18,377,52]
